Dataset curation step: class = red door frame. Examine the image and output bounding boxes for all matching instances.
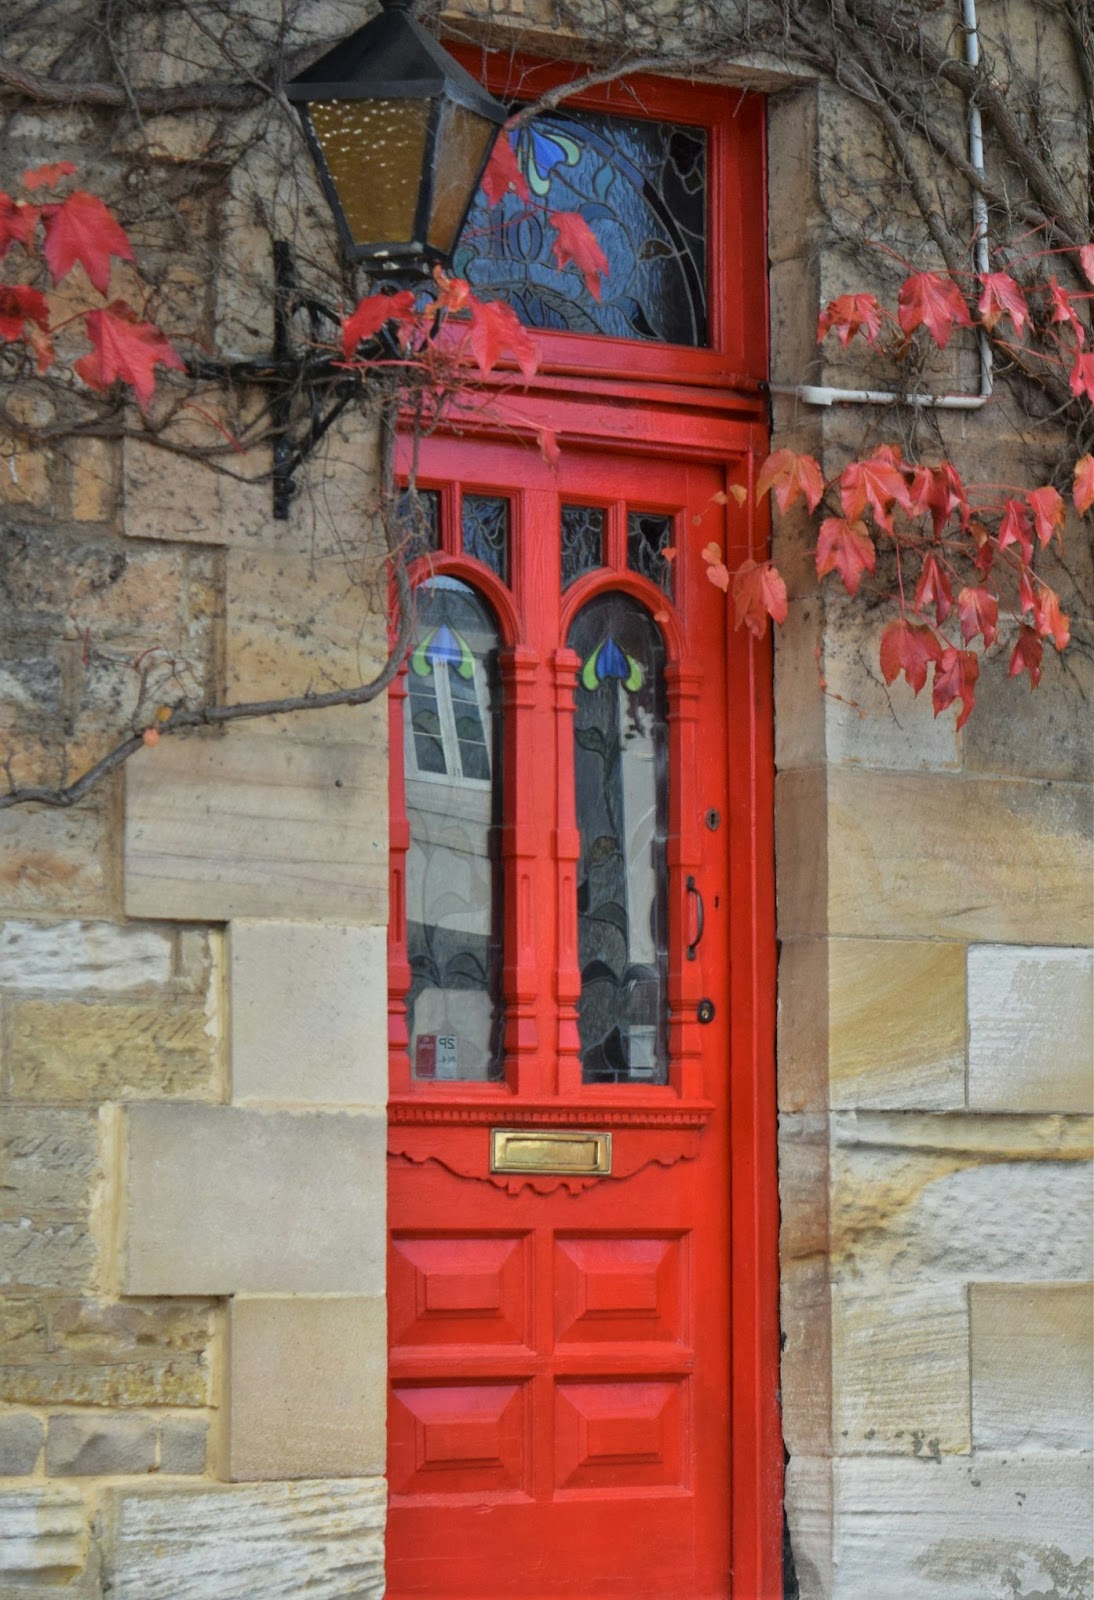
[387,54,782,1597]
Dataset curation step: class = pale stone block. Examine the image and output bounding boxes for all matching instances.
[829,939,965,1110]
[0,1413,44,1474]
[830,1112,1094,1286]
[774,600,826,773]
[971,1283,1094,1450]
[833,1454,1094,1599]
[767,87,819,265]
[777,938,829,1113]
[968,946,1094,1113]
[781,1259,832,1457]
[0,920,173,994]
[230,921,387,1106]
[101,1478,386,1600]
[123,1104,385,1295]
[833,1284,971,1456]
[228,1296,386,1480]
[775,768,828,938]
[124,731,387,923]
[0,1219,96,1293]
[9,1000,218,1102]
[0,1486,88,1579]
[67,439,117,523]
[0,803,113,918]
[46,1413,157,1476]
[771,256,822,382]
[784,1455,834,1600]
[965,630,1094,781]
[157,1416,208,1475]
[122,432,270,545]
[825,771,1092,944]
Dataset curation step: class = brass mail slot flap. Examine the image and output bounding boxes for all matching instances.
[490,1127,612,1176]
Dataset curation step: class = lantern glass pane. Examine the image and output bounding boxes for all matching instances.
[309,98,429,247]
[427,101,498,253]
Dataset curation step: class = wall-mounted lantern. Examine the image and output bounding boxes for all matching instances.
[286,0,508,276]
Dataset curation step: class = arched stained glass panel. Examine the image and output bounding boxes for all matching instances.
[568,593,669,1084]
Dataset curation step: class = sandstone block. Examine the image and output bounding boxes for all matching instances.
[777,938,829,1113]
[9,999,218,1103]
[971,1283,1094,1450]
[123,1104,385,1295]
[67,439,117,523]
[780,1258,832,1458]
[964,630,1094,781]
[0,802,112,918]
[967,945,1094,1113]
[46,1413,157,1477]
[157,1416,208,1475]
[770,255,822,383]
[0,1357,207,1411]
[101,1478,386,1600]
[228,1296,386,1480]
[0,1299,212,1410]
[0,439,52,509]
[774,768,828,939]
[0,1108,99,1212]
[784,1455,834,1600]
[833,1454,1094,1599]
[829,939,965,1110]
[124,732,387,924]
[0,1486,88,1580]
[833,1283,970,1456]
[122,431,270,545]
[0,1412,44,1475]
[774,600,826,772]
[767,86,819,265]
[230,922,387,1106]
[0,1219,95,1294]
[0,920,173,993]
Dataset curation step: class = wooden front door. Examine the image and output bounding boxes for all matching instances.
[386,423,777,1599]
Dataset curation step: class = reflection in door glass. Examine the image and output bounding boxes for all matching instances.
[568,594,668,1083]
[404,578,504,1081]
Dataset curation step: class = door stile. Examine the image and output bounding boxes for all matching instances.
[387,672,412,1079]
[500,643,546,1095]
[552,647,584,1098]
[665,658,707,1104]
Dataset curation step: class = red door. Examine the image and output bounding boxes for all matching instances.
[387,428,777,1599]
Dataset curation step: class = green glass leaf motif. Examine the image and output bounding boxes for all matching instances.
[580,635,645,693]
[410,623,476,679]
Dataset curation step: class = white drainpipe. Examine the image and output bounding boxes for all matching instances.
[772,0,993,412]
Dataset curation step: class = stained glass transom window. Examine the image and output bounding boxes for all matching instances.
[461,493,510,580]
[561,504,605,587]
[404,578,504,1082]
[627,511,674,595]
[455,110,707,346]
[397,487,440,564]
[568,593,669,1084]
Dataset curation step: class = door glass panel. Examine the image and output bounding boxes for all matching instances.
[627,511,675,595]
[397,487,440,563]
[568,593,668,1084]
[462,493,510,581]
[561,504,605,588]
[404,578,504,1081]
[455,111,708,346]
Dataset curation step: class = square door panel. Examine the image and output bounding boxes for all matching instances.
[390,1381,531,1497]
[391,1234,530,1348]
[554,1234,686,1344]
[554,1379,686,1491]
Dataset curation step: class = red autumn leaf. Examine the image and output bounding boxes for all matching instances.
[816,516,875,596]
[997,497,1034,563]
[1032,584,1070,652]
[817,293,883,347]
[897,271,972,348]
[1073,454,1094,516]
[1069,351,1094,402]
[879,619,943,694]
[1018,568,1036,617]
[913,552,953,623]
[0,193,38,259]
[956,586,999,649]
[1079,245,1094,287]
[1009,626,1043,687]
[432,271,472,314]
[479,132,531,205]
[41,190,134,294]
[0,284,49,342]
[341,290,416,359]
[468,296,538,380]
[731,559,788,638]
[23,161,77,191]
[932,646,979,728]
[1046,277,1085,344]
[1026,485,1065,549]
[839,450,913,532]
[75,302,184,411]
[756,449,825,514]
[908,461,969,537]
[549,211,610,300]
[977,271,1029,337]
[700,541,729,591]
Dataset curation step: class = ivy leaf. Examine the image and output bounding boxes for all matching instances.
[1032,584,1070,652]
[1078,245,1094,287]
[817,293,883,347]
[1046,277,1085,344]
[1026,485,1065,549]
[468,296,539,380]
[977,271,1029,337]
[549,212,610,300]
[913,552,953,623]
[1069,350,1094,402]
[479,131,530,205]
[1009,626,1043,687]
[879,619,943,694]
[839,450,912,532]
[997,498,1034,564]
[0,284,49,342]
[816,516,875,596]
[897,271,972,348]
[41,190,134,294]
[341,290,416,359]
[731,559,788,638]
[956,585,999,649]
[756,449,825,514]
[75,302,184,410]
[907,461,969,537]
[701,541,730,591]
[932,646,979,728]
[23,161,77,191]
[1073,454,1094,516]
[0,193,38,260]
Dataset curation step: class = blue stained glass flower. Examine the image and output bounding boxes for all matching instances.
[581,635,644,693]
[411,624,475,679]
[515,125,581,198]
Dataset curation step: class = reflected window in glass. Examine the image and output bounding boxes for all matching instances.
[561,504,605,588]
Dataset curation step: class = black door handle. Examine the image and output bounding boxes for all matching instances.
[685,874,704,961]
